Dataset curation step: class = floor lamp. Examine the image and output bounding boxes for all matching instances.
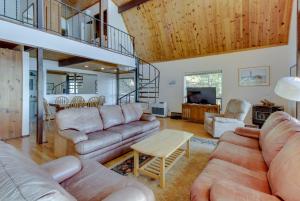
[275,77,300,118]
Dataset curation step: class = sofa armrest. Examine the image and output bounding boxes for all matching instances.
[40,156,82,183]
[235,127,261,139]
[210,181,281,201]
[103,187,147,201]
[213,117,240,123]
[59,129,88,144]
[140,114,156,121]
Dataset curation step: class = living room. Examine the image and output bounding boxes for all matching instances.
[0,0,300,201]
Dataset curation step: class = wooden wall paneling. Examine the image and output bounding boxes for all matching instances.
[112,0,294,62]
[0,48,23,140]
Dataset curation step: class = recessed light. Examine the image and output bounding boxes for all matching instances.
[84,65,89,68]
[101,67,105,70]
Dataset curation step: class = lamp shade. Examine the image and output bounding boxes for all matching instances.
[275,77,300,101]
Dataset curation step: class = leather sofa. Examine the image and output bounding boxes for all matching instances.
[55,103,160,163]
[204,99,251,138]
[0,140,154,201]
[191,111,300,201]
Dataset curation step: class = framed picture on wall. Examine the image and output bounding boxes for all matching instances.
[238,66,270,87]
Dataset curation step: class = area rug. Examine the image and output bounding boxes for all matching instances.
[108,137,217,201]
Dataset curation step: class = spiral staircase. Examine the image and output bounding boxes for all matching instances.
[118,47,160,109]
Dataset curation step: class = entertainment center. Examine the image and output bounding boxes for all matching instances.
[182,87,220,123]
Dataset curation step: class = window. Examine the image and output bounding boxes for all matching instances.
[119,78,135,97]
[184,71,223,106]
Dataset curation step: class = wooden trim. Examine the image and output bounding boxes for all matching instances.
[59,57,92,67]
[118,0,150,13]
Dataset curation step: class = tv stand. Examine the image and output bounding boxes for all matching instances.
[182,103,220,123]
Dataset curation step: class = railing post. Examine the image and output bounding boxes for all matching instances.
[98,0,102,47]
[135,57,139,102]
[116,69,120,105]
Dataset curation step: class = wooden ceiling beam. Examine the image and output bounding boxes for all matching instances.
[59,56,92,67]
[118,0,150,13]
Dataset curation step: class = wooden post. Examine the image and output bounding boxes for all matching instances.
[36,48,44,144]
[36,0,45,144]
[99,0,102,47]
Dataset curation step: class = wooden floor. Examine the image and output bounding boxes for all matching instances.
[5,118,211,164]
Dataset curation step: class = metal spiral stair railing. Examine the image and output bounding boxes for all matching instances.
[118,46,160,106]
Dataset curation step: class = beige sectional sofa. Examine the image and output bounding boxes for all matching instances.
[55,103,160,163]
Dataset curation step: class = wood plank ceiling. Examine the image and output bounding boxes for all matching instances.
[113,0,293,62]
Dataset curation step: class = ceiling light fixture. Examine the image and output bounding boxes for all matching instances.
[101,67,105,70]
[84,65,89,68]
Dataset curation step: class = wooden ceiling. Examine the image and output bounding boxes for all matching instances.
[113,0,293,62]
[62,0,99,11]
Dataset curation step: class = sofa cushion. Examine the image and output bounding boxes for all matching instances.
[220,131,260,149]
[56,107,103,133]
[190,159,270,201]
[61,159,155,201]
[107,124,143,140]
[268,134,300,201]
[210,181,280,201]
[121,103,143,123]
[0,141,76,201]
[210,141,268,172]
[259,111,291,148]
[261,119,300,167]
[129,120,160,133]
[75,131,122,154]
[100,105,125,129]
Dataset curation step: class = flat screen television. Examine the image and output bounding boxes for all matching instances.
[186,87,216,105]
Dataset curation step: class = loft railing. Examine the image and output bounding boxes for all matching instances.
[0,0,135,57]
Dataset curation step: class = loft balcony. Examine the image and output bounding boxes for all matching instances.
[0,0,135,67]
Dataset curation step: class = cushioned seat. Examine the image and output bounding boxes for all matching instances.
[220,131,260,149]
[61,160,154,201]
[190,159,270,201]
[210,142,268,172]
[129,120,160,133]
[75,131,122,155]
[107,124,143,140]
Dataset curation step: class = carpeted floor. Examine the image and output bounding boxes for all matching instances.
[107,137,217,201]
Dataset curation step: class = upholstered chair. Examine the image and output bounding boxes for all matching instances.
[204,99,251,138]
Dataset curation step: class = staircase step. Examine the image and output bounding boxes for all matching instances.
[139,96,158,99]
[139,91,158,94]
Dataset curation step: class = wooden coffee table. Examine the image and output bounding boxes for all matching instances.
[131,129,193,188]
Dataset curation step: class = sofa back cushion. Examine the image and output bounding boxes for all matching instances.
[100,105,125,129]
[56,107,103,133]
[0,141,76,201]
[268,134,300,200]
[260,119,300,166]
[259,111,291,148]
[121,103,143,123]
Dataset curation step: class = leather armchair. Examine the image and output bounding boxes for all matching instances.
[204,99,251,138]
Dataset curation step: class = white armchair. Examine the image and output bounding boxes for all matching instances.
[204,99,251,138]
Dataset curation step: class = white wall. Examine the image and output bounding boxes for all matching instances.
[154,0,297,124]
